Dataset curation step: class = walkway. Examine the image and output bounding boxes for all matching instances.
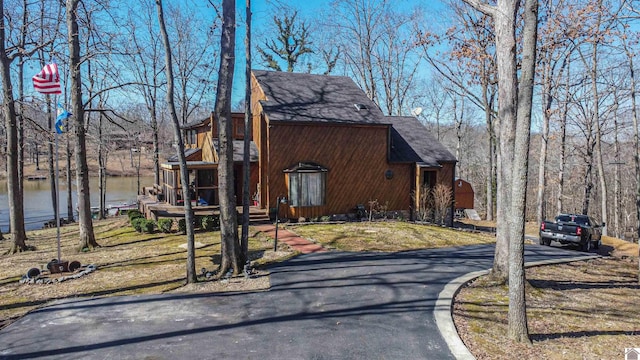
[0,245,591,359]
[254,224,327,254]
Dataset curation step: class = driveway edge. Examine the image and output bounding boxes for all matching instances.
[435,253,600,360]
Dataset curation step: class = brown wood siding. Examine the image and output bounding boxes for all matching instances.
[233,162,260,204]
[211,113,250,141]
[251,74,269,210]
[267,123,412,219]
[454,178,474,209]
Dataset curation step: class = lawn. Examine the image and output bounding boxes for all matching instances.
[0,216,292,329]
[454,235,640,360]
[286,220,496,251]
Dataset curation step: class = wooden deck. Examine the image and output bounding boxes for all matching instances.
[138,194,269,222]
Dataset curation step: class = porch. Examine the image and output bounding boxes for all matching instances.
[138,193,269,223]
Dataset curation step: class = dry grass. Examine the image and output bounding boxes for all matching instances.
[0,217,293,329]
[287,221,496,251]
[454,236,640,360]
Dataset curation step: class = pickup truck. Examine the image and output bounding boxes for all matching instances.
[539,214,604,252]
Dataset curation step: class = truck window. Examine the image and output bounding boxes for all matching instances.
[556,215,589,226]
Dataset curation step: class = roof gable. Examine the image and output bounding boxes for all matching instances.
[388,116,456,166]
[253,70,387,125]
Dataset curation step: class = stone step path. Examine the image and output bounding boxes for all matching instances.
[253,224,327,253]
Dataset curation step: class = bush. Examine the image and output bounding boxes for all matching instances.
[142,219,155,233]
[131,218,145,233]
[128,209,144,222]
[320,216,331,222]
[157,219,173,233]
[178,219,187,234]
[194,215,203,229]
[201,215,220,231]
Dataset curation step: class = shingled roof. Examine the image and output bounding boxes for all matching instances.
[253,70,387,125]
[213,140,259,162]
[388,116,457,167]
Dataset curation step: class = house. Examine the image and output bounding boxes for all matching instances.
[251,70,456,222]
[146,112,258,213]
[144,70,456,223]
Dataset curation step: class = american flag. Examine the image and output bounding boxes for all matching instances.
[32,63,62,94]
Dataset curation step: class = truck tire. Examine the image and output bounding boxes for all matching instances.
[582,237,592,252]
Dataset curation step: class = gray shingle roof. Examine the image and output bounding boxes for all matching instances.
[253,70,387,125]
[167,148,201,162]
[388,116,457,166]
[213,140,259,162]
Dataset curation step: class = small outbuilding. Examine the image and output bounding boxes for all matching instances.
[454,179,474,210]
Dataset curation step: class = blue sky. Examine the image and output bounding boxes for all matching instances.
[230,0,448,105]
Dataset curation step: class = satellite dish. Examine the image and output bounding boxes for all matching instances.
[411,107,423,117]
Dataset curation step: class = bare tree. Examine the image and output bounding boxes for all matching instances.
[462,0,539,342]
[327,0,421,115]
[166,2,218,124]
[240,0,252,261]
[215,0,243,276]
[156,0,197,283]
[67,0,99,251]
[0,0,28,253]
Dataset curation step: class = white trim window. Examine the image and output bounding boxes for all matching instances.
[285,163,328,207]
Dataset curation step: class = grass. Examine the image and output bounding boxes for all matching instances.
[454,235,640,360]
[0,216,290,329]
[286,220,496,251]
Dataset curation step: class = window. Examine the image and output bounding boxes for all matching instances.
[284,163,328,207]
[186,130,196,145]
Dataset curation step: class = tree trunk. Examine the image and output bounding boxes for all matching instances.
[240,0,252,263]
[45,98,58,222]
[557,59,571,215]
[482,79,494,221]
[66,134,74,222]
[536,51,551,226]
[590,0,607,234]
[611,90,620,238]
[0,0,28,252]
[507,0,537,343]
[623,33,640,282]
[98,111,106,220]
[67,0,98,251]
[216,0,241,276]
[491,0,519,282]
[155,0,197,284]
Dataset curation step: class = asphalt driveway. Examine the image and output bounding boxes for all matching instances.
[0,244,591,359]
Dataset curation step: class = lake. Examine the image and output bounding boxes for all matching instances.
[0,176,153,232]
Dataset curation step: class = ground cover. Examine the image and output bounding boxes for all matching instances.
[454,235,640,360]
[0,216,293,329]
[286,220,496,251]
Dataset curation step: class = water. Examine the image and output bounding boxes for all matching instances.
[0,176,153,232]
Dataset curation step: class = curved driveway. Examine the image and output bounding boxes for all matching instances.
[0,244,592,359]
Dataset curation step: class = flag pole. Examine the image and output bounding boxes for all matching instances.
[54,97,61,263]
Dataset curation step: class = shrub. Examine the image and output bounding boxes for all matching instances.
[128,209,144,222]
[157,219,173,233]
[142,219,155,233]
[320,216,331,222]
[194,215,203,229]
[201,215,220,231]
[178,219,187,234]
[131,218,145,233]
